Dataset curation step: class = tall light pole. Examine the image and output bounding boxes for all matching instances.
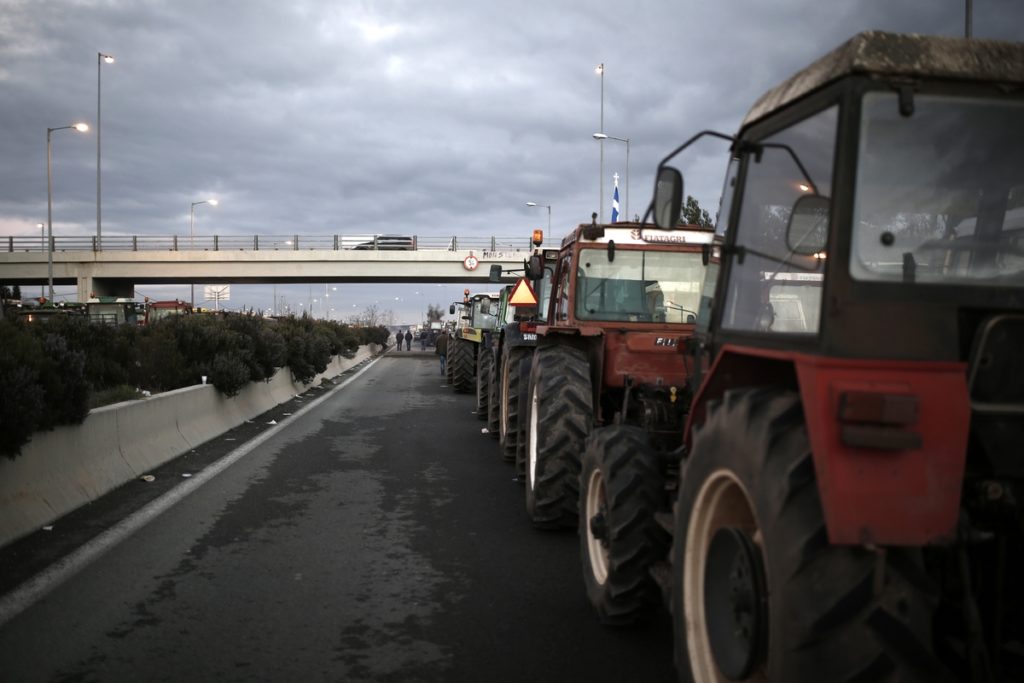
[37,223,45,298]
[96,52,114,250]
[189,198,218,307]
[47,123,89,301]
[593,133,630,222]
[595,63,605,223]
[526,202,551,233]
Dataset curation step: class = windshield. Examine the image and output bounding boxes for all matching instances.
[149,307,185,323]
[535,267,554,323]
[471,297,499,330]
[851,93,1024,285]
[574,247,704,323]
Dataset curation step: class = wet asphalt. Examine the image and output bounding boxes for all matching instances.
[0,348,674,682]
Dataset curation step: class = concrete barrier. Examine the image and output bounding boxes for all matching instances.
[0,344,381,549]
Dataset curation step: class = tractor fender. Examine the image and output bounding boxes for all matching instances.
[685,344,970,546]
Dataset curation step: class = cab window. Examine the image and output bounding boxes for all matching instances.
[721,105,836,334]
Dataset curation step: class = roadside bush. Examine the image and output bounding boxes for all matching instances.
[210,352,251,397]
[0,311,379,459]
[359,325,391,347]
[223,314,286,381]
[0,320,45,459]
[40,315,139,390]
[136,321,189,391]
[34,333,89,430]
[278,315,332,384]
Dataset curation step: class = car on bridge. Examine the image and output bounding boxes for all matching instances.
[353,234,415,250]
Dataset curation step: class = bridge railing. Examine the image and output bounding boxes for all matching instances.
[2,234,534,253]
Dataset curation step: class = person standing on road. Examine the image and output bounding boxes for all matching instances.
[435,330,448,375]
[395,330,404,351]
[419,329,427,351]
[405,329,413,351]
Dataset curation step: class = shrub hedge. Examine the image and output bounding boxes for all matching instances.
[0,313,388,459]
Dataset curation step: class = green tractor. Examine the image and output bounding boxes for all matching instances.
[447,291,504,419]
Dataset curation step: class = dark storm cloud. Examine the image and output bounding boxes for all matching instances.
[1,0,1021,318]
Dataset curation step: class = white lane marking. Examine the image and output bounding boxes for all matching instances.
[0,356,382,628]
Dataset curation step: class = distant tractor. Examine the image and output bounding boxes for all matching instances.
[144,299,192,325]
[446,291,503,415]
[485,231,558,475]
[522,219,711,542]
[86,296,144,325]
[593,31,1024,682]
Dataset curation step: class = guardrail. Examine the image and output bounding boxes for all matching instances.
[2,234,534,253]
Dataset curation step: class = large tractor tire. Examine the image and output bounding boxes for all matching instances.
[500,347,531,465]
[672,387,947,683]
[581,425,670,626]
[486,350,500,438]
[524,345,592,529]
[445,340,455,385]
[476,346,493,421]
[449,336,474,394]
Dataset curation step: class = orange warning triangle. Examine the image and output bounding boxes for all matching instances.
[508,277,539,306]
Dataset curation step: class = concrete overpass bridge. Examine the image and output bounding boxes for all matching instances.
[0,233,532,301]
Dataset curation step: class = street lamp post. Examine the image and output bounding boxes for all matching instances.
[47,123,89,301]
[593,133,630,222]
[595,63,605,222]
[526,202,551,233]
[96,52,114,250]
[37,223,45,298]
[189,198,218,307]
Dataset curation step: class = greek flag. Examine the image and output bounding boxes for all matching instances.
[611,184,620,223]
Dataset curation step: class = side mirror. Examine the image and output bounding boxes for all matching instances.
[489,264,503,282]
[524,255,543,280]
[449,304,456,315]
[654,166,683,229]
[786,195,829,255]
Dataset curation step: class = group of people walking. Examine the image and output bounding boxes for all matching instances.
[394,329,413,351]
[393,327,448,375]
[393,328,430,351]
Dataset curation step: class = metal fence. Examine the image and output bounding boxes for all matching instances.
[2,234,534,253]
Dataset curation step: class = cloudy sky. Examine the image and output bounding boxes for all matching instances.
[2,0,1021,323]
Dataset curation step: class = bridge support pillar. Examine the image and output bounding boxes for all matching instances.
[78,276,134,301]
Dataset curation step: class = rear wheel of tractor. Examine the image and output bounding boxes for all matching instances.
[581,425,670,626]
[500,347,531,464]
[476,346,493,420]
[486,350,500,437]
[449,337,474,394]
[672,388,946,683]
[445,338,455,385]
[524,345,592,530]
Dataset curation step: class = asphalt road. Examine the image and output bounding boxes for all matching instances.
[0,351,675,682]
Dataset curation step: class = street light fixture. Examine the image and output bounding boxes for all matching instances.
[593,133,630,222]
[526,202,551,233]
[189,198,218,307]
[47,123,89,300]
[97,51,114,249]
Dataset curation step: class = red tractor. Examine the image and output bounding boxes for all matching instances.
[523,220,712,540]
[144,298,192,325]
[587,31,1024,681]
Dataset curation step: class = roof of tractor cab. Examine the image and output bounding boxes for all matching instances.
[561,221,714,248]
[743,31,1024,129]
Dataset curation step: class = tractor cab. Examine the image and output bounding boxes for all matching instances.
[650,31,1024,681]
[656,31,1024,372]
